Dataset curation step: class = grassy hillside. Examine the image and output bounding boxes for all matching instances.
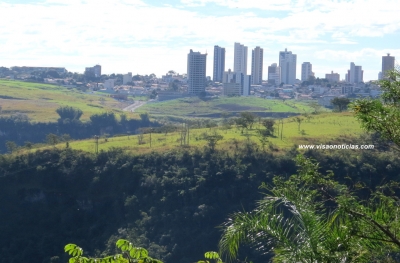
[0,79,135,121]
[137,97,322,118]
[28,112,364,155]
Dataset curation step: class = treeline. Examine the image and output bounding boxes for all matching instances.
[0,110,159,153]
[0,140,399,263]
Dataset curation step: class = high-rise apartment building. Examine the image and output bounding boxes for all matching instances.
[325,71,340,82]
[187,49,207,95]
[213,45,225,83]
[348,62,363,83]
[251,46,263,85]
[268,63,280,85]
[382,53,395,79]
[123,72,132,85]
[85,64,101,77]
[234,42,248,75]
[279,48,297,85]
[301,62,313,82]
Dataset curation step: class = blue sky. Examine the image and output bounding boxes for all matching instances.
[0,0,399,81]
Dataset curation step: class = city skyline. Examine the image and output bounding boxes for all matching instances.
[1,0,399,81]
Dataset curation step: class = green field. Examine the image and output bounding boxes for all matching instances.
[137,97,322,118]
[29,112,364,155]
[0,79,136,121]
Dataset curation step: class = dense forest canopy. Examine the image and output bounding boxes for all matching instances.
[0,141,399,263]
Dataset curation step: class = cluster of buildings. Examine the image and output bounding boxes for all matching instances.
[1,47,396,108]
[186,43,396,97]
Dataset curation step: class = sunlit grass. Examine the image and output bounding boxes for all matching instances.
[0,79,138,121]
[26,112,363,155]
[137,96,324,118]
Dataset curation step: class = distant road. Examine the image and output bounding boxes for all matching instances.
[123,101,146,112]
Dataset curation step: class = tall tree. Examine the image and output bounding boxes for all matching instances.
[351,68,400,150]
[219,155,400,262]
[331,97,350,112]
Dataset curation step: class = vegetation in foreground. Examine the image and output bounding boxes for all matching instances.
[0,140,399,263]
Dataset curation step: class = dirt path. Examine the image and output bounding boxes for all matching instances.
[122,101,146,112]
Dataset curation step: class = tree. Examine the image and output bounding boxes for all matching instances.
[150,90,157,99]
[169,79,180,91]
[351,68,400,150]
[5,141,18,153]
[219,155,400,263]
[294,116,303,131]
[257,129,269,151]
[56,106,83,121]
[239,112,256,130]
[202,132,223,152]
[234,117,248,134]
[139,113,150,125]
[331,97,350,112]
[308,101,322,114]
[47,133,59,147]
[261,119,275,136]
[65,239,162,263]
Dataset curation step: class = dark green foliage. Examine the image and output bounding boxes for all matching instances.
[56,106,83,121]
[331,97,351,112]
[220,155,400,262]
[5,140,18,153]
[47,133,60,146]
[0,113,160,153]
[239,112,256,130]
[260,119,275,135]
[0,143,399,263]
[351,68,400,150]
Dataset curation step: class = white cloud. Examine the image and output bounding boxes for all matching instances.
[0,0,399,80]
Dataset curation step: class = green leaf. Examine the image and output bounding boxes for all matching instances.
[116,239,129,249]
[204,251,220,259]
[130,247,149,259]
[65,244,83,257]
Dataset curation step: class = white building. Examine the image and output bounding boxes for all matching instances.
[325,71,340,82]
[268,63,280,85]
[234,42,248,75]
[251,46,263,85]
[341,86,354,94]
[187,49,207,95]
[104,79,115,89]
[301,62,313,82]
[348,62,363,83]
[222,69,250,96]
[213,45,225,82]
[279,48,297,85]
[123,72,132,85]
